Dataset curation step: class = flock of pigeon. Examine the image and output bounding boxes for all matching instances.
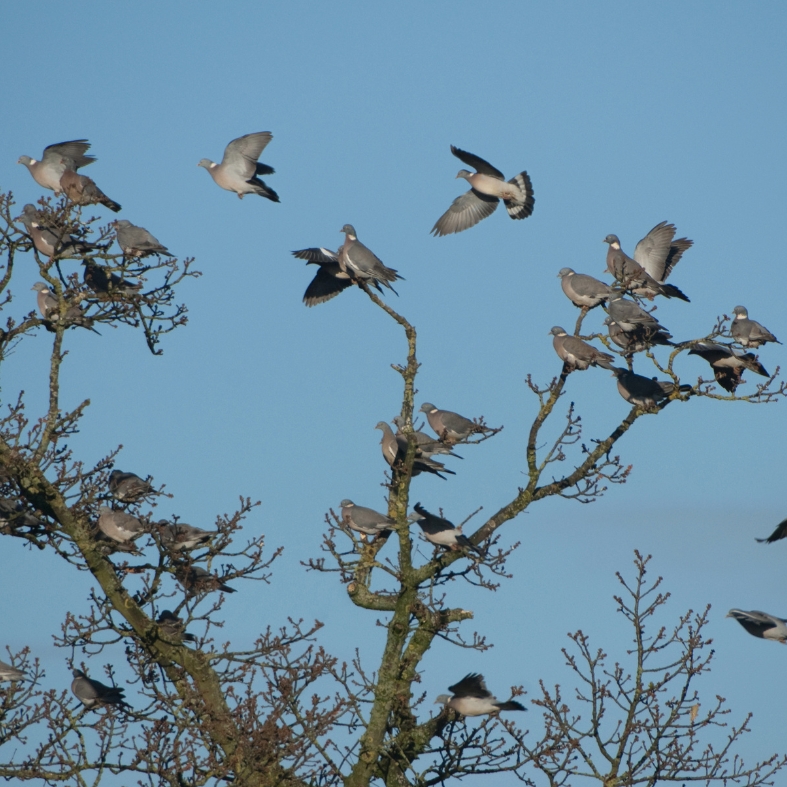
[3,133,784,717]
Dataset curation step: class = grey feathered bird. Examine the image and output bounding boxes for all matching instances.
[604,316,674,355]
[612,368,691,409]
[156,610,197,643]
[82,260,141,295]
[557,268,612,310]
[431,146,534,236]
[339,499,393,537]
[291,247,353,306]
[198,132,279,201]
[688,342,769,393]
[0,498,43,530]
[157,521,217,551]
[730,306,780,348]
[59,169,121,213]
[32,282,95,331]
[114,220,173,258]
[435,673,526,716]
[727,609,787,643]
[419,403,492,445]
[627,221,692,289]
[392,416,462,459]
[109,470,153,502]
[19,204,100,258]
[0,658,26,681]
[375,421,455,479]
[550,326,615,371]
[755,517,787,544]
[97,506,145,543]
[408,502,484,556]
[18,140,96,193]
[177,566,236,595]
[71,669,130,709]
[338,225,402,295]
[604,232,689,301]
[607,295,669,333]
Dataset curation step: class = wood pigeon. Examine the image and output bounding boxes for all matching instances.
[71,669,130,709]
[97,506,146,543]
[156,610,196,643]
[392,416,462,459]
[198,132,279,201]
[338,225,402,295]
[755,517,787,544]
[0,658,26,681]
[375,421,455,479]
[18,140,96,193]
[419,403,492,445]
[82,260,141,295]
[59,169,121,213]
[612,368,691,409]
[688,341,769,393]
[339,499,393,538]
[435,673,526,716]
[727,609,787,643]
[627,221,692,288]
[176,565,236,596]
[109,470,153,502]
[32,282,95,331]
[730,306,780,348]
[291,247,353,306]
[607,295,670,334]
[0,498,43,530]
[604,316,674,355]
[557,268,612,310]
[550,326,615,371]
[408,502,484,556]
[114,220,173,258]
[431,146,534,236]
[19,204,101,258]
[157,521,217,551]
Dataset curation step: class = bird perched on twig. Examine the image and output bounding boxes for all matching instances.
[435,673,526,716]
[408,502,484,557]
[71,669,130,709]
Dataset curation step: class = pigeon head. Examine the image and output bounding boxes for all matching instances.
[17,155,33,166]
[339,499,354,508]
[31,282,50,293]
[455,169,473,180]
[113,220,131,229]
[197,158,214,169]
[557,267,575,278]
[419,403,437,413]
[550,326,568,336]
[603,234,620,245]
[374,421,389,431]
[434,694,451,705]
[340,224,356,236]
[732,305,748,318]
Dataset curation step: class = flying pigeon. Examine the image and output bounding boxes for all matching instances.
[176,566,236,595]
[19,204,100,258]
[557,268,612,310]
[157,521,217,551]
[550,326,615,371]
[604,316,674,355]
[59,169,121,213]
[97,506,146,543]
[198,132,279,201]
[109,470,154,502]
[375,421,455,479]
[338,225,402,295]
[291,247,353,306]
[82,260,141,295]
[730,306,780,348]
[114,220,173,258]
[0,658,26,681]
[418,403,492,445]
[156,610,196,643]
[435,673,526,716]
[612,368,692,409]
[31,282,95,330]
[755,517,787,544]
[17,140,96,193]
[392,416,462,459]
[408,502,484,556]
[339,499,393,538]
[727,609,787,643]
[607,295,669,334]
[688,342,769,393]
[604,233,689,301]
[71,669,130,709]
[431,146,534,236]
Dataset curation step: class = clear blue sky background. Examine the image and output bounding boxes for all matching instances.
[1,2,786,781]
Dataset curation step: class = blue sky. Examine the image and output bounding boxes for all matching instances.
[2,2,786,780]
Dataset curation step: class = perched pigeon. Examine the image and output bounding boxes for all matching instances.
[156,610,196,643]
[607,295,669,334]
[550,326,615,371]
[419,403,492,445]
[114,220,173,258]
[71,669,129,709]
[59,169,121,213]
[177,566,236,595]
[338,225,402,295]
[727,609,787,643]
[291,247,353,306]
[0,658,26,681]
[339,499,393,537]
[392,416,462,459]
[604,316,673,355]
[629,221,693,288]
[109,470,153,503]
[18,140,96,193]
[688,342,769,393]
[157,521,217,551]
[0,498,43,530]
[435,673,526,716]
[431,146,534,236]
[612,368,691,409]
[730,306,780,348]
[755,517,787,544]
[409,502,484,556]
[557,268,612,310]
[97,506,145,543]
[375,421,455,479]
[82,260,141,295]
[31,282,95,330]
[19,204,100,258]
[198,132,279,201]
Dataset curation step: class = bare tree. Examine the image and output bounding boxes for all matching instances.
[0,193,783,786]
